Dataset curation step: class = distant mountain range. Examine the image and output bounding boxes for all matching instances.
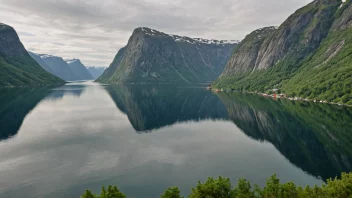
[86,66,106,80]
[97,27,239,84]
[0,23,64,87]
[29,52,94,81]
[66,59,94,80]
[214,0,352,105]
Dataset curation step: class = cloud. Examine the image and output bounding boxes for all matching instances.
[0,0,312,66]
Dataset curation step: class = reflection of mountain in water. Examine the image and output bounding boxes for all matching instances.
[106,85,228,132]
[106,85,352,181]
[0,87,52,140]
[45,84,86,100]
[217,92,352,181]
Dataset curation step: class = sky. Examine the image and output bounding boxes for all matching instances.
[0,0,312,66]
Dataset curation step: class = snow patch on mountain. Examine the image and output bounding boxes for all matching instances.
[66,59,80,64]
[139,27,240,45]
[39,54,56,59]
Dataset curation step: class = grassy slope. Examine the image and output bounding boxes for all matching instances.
[0,55,65,87]
[0,24,64,87]
[282,1,352,105]
[213,1,352,105]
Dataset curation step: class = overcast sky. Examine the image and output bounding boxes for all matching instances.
[0,0,312,66]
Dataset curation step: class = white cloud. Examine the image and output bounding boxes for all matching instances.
[0,0,312,66]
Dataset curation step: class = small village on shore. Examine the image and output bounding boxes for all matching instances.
[206,85,351,107]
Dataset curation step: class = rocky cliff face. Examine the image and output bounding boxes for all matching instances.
[97,27,239,84]
[214,0,352,105]
[253,0,339,71]
[0,23,64,87]
[66,59,94,80]
[220,27,277,76]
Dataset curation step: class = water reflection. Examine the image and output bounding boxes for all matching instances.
[217,92,352,181]
[0,87,52,140]
[106,85,352,181]
[46,83,87,100]
[106,85,228,132]
[0,83,351,198]
[0,83,89,141]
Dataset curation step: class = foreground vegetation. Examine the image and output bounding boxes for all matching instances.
[81,172,352,198]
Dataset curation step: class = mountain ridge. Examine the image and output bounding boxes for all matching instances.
[29,52,94,81]
[0,23,64,87]
[214,0,352,105]
[97,27,239,84]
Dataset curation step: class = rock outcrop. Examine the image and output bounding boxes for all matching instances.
[98,27,239,84]
[214,0,352,105]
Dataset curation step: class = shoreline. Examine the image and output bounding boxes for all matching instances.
[209,88,352,108]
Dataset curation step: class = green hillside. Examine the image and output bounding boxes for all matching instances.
[213,0,352,105]
[0,23,64,87]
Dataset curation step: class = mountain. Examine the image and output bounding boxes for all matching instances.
[66,59,94,80]
[97,27,239,84]
[214,0,352,105]
[37,54,77,81]
[86,66,106,79]
[0,23,64,87]
[30,53,93,81]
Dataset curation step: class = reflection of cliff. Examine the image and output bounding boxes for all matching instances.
[106,85,228,132]
[0,87,52,140]
[45,84,86,100]
[217,92,352,181]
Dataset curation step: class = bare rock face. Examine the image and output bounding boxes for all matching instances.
[97,27,239,84]
[0,23,28,57]
[254,0,341,71]
[214,0,352,106]
[220,27,277,76]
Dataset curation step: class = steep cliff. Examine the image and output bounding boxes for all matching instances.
[97,27,239,84]
[214,0,352,105]
[0,23,64,87]
[282,0,352,104]
[220,26,277,76]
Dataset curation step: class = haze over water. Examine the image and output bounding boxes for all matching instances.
[0,81,351,198]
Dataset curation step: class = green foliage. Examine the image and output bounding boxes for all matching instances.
[189,177,232,198]
[81,172,352,198]
[0,54,64,87]
[213,1,352,105]
[161,187,183,198]
[80,186,126,198]
[81,190,96,198]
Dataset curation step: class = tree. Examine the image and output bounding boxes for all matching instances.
[189,177,232,198]
[161,187,183,198]
[81,190,96,198]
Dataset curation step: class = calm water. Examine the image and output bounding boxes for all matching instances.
[0,81,352,198]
